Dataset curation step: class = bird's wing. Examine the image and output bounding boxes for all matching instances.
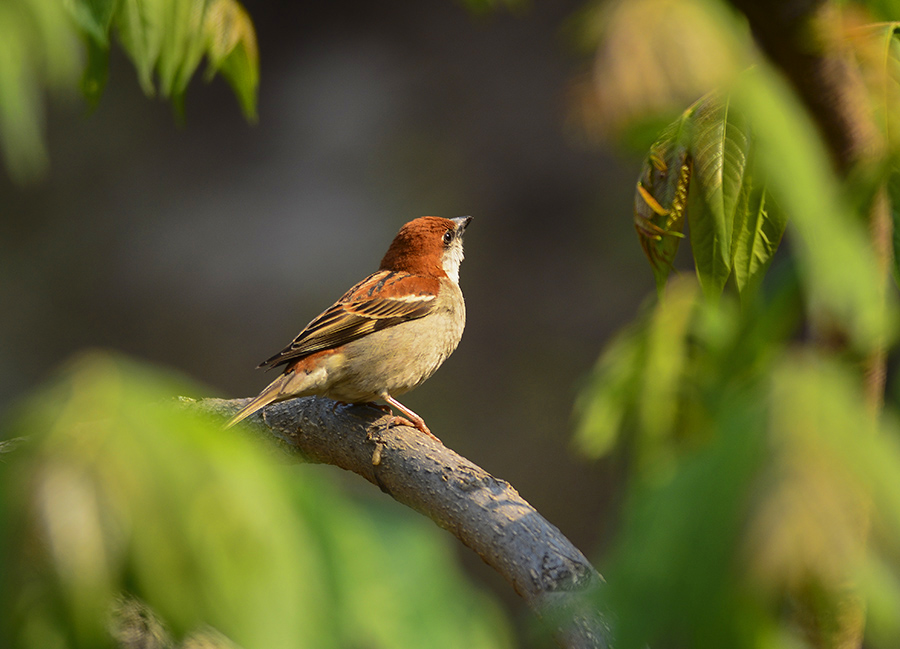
[258,270,439,369]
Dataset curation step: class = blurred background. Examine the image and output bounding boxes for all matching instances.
[0,0,653,637]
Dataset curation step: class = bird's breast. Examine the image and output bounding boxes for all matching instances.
[323,281,465,402]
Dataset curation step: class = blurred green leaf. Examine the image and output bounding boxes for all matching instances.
[890,169,900,287]
[203,0,258,121]
[689,95,750,297]
[1,0,259,182]
[65,0,117,46]
[1,353,320,649]
[295,483,513,649]
[637,278,699,476]
[745,353,900,649]
[601,390,769,649]
[0,0,81,181]
[80,37,110,108]
[0,352,512,649]
[847,21,900,156]
[856,0,900,22]
[734,67,896,351]
[596,346,900,649]
[158,0,206,104]
[574,325,645,459]
[576,276,758,471]
[575,264,801,470]
[115,0,165,95]
[159,0,211,98]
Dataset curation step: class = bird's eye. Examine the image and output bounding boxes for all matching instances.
[442,230,453,245]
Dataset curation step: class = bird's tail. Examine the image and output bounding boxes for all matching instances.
[225,373,295,428]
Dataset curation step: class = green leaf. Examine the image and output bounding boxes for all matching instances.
[874,24,900,153]
[0,26,47,179]
[0,0,80,181]
[849,22,900,157]
[301,486,514,649]
[0,352,513,649]
[80,37,110,107]
[731,181,787,299]
[65,0,118,46]
[600,389,769,649]
[203,0,259,120]
[734,66,896,351]
[574,325,646,459]
[1,353,319,649]
[637,278,699,476]
[890,169,900,288]
[633,103,696,293]
[112,0,258,117]
[115,0,165,95]
[863,0,900,22]
[688,94,750,298]
[159,0,210,105]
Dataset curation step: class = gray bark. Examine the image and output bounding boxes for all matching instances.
[189,396,611,649]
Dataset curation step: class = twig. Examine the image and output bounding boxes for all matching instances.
[190,396,611,649]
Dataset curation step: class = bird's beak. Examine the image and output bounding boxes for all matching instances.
[451,215,473,233]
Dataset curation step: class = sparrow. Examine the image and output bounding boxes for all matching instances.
[226,215,472,442]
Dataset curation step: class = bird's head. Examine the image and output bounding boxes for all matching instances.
[380,216,472,282]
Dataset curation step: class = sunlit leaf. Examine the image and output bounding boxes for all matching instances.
[204,0,258,120]
[115,0,165,95]
[731,181,787,299]
[633,104,695,292]
[689,94,750,297]
[158,0,210,107]
[846,21,900,156]
[65,0,117,46]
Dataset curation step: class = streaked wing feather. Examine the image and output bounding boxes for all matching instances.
[258,271,438,369]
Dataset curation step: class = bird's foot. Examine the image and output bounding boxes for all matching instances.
[387,415,442,443]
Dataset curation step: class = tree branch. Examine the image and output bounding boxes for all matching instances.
[190,396,611,649]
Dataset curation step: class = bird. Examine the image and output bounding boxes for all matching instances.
[225,215,472,442]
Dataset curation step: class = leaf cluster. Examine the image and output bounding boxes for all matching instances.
[0,352,512,649]
[0,0,258,181]
[575,3,900,647]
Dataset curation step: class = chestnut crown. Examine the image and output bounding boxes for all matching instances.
[379,216,472,281]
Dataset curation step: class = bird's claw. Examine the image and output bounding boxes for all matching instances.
[388,415,442,443]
